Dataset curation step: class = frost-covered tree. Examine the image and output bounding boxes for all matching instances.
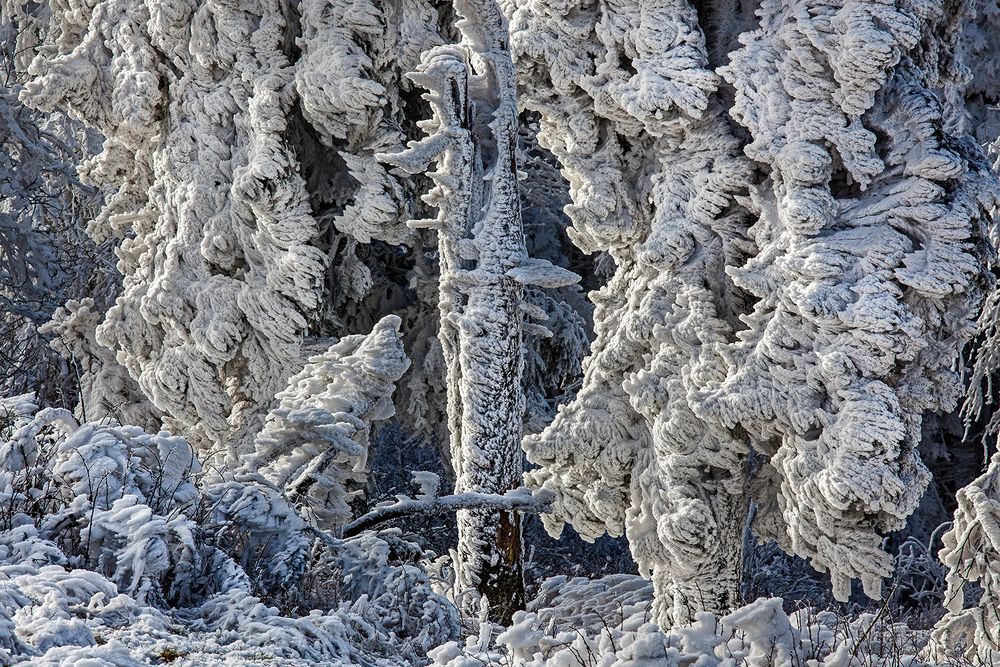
[700,1,997,606]
[0,16,110,407]
[380,0,556,618]
[8,0,588,478]
[9,0,322,460]
[380,0,578,621]
[5,0,459,464]
[504,0,755,624]
[505,0,998,626]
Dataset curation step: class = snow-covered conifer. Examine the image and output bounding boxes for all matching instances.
[505,0,754,624]
[700,3,997,603]
[6,0,459,464]
[250,315,411,532]
[505,0,997,626]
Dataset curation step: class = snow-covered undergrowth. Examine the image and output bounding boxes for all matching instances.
[0,393,460,666]
[432,576,947,667]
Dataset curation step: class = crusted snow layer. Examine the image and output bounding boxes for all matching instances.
[250,315,410,531]
[0,402,461,665]
[429,575,940,666]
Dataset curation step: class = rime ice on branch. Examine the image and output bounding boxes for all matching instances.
[41,299,160,431]
[927,450,1000,663]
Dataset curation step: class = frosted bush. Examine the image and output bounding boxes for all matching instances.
[250,315,411,532]
[0,392,460,665]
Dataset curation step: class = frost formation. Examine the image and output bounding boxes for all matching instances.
[506,0,754,624]
[2,0,1000,657]
[927,450,1000,663]
[430,575,938,666]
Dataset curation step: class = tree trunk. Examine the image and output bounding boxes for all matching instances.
[654,489,746,626]
[379,0,581,623]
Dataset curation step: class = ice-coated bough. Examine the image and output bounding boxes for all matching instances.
[40,299,160,432]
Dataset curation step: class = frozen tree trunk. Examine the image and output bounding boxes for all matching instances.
[381,0,576,623]
[449,4,528,620]
[655,487,746,625]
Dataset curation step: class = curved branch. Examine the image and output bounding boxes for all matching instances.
[342,489,553,537]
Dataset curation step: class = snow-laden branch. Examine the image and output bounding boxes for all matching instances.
[342,488,555,537]
[926,450,1000,663]
[0,399,462,663]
